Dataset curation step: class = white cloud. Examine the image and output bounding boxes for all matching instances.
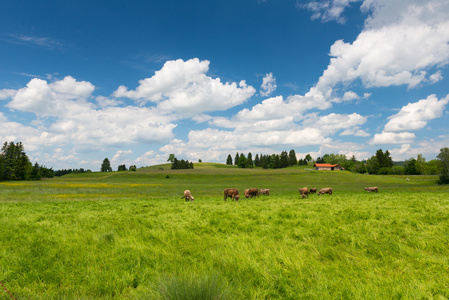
[3,76,178,154]
[236,90,331,122]
[260,72,277,97]
[384,94,449,132]
[135,150,166,167]
[317,20,449,92]
[50,76,95,100]
[95,95,123,108]
[389,143,411,157]
[158,126,335,165]
[370,131,416,144]
[341,91,359,101]
[302,112,368,134]
[340,126,370,137]
[388,136,449,161]
[308,0,449,105]
[112,150,133,163]
[361,0,449,29]
[0,89,17,100]
[113,58,256,115]
[302,0,361,24]
[7,76,95,116]
[1,34,60,48]
[429,70,443,83]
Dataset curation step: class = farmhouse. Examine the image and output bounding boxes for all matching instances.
[314,163,343,171]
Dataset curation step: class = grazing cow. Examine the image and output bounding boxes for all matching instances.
[364,187,378,193]
[309,187,317,194]
[258,189,270,196]
[224,188,240,201]
[299,187,309,199]
[318,187,332,195]
[244,188,259,198]
[182,190,194,201]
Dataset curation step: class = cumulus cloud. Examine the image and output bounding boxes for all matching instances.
[388,136,449,160]
[0,113,46,152]
[7,76,95,116]
[302,112,368,134]
[112,150,133,163]
[3,77,178,153]
[113,58,256,115]
[260,72,277,97]
[159,127,333,163]
[135,150,165,166]
[161,111,370,162]
[95,95,123,108]
[317,21,449,93]
[0,89,17,100]
[304,0,449,106]
[236,89,331,122]
[384,94,449,131]
[371,131,416,144]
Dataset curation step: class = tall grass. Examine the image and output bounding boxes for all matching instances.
[0,164,448,299]
[156,274,232,300]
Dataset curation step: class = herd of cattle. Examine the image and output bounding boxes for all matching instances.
[182,186,379,201]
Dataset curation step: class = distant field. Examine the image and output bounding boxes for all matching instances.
[0,163,448,299]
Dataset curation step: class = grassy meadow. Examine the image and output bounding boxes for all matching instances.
[0,163,449,299]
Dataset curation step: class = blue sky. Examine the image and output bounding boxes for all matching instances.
[1,0,448,171]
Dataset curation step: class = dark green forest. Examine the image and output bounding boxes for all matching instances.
[0,141,53,181]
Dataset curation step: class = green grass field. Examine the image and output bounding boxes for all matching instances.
[1,163,448,299]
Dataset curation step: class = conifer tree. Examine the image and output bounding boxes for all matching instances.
[226,154,233,165]
[246,152,254,168]
[288,149,298,166]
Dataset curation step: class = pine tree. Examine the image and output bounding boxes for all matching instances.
[238,153,247,168]
[1,141,32,180]
[288,149,298,166]
[226,154,233,165]
[234,153,239,166]
[246,152,254,168]
[30,162,41,180]
[405,158,420,175]
[280,151,288,168]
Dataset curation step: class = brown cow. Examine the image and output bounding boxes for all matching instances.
[364,187,378,193]
[318,187,332,195]
[299,187,309,199]
[244,188,259,198]
[224,188,240,201]
[258,189,270,196]
[309,187,317,194]
[181,190,194,201]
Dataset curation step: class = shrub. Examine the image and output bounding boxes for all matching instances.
[157,274,232,300]
[438,175,449,185]
[378,167,391,175]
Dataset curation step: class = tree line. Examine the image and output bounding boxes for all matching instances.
[100,158,137,172]
[225,147,449,184]
[54,168,92,177]
[226,150,312,169]
[0,141,54,181]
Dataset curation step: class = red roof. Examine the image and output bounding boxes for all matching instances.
[314,163,340,167]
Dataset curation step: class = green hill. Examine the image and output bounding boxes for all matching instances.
[0,165,448,299]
